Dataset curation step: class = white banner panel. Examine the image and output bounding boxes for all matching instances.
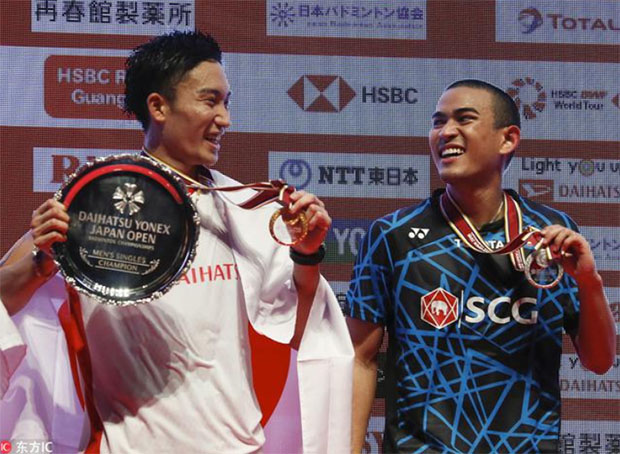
[268,151,429,199]
[266,0,426,39]
[505,157,620,204]
[226,56,619,141]
[1,46,136,129]
[3,48,619,141]
[496,0,620,45]
[560,421,620,452]
[580,227,620,272]
[33,147,138,192]
[560,353,620,400]
[31,0,195,35]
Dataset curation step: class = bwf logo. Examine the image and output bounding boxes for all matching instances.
[506,77,547,120]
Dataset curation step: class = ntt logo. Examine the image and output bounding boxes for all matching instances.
[287,75,356,112]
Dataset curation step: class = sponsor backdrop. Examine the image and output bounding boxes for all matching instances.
[1,1,618,452]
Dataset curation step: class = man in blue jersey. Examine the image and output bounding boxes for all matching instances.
[346,79,616,453]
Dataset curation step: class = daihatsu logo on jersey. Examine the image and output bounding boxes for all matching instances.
[287,75,356,112]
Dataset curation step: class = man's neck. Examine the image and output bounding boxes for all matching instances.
[446,183,505,229]
[143,141,199,180]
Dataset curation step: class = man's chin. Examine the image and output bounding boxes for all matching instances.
[199,150,218,168]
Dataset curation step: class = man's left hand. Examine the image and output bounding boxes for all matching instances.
[540,225,598,285]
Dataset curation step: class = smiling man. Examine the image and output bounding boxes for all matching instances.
[0,31,352,453]
[346,79,615,453]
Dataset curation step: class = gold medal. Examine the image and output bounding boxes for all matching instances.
[524,242,564,289]
[269,208,308,246]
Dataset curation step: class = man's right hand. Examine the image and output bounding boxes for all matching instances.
[30,199,70,253]
[0,199,69,314]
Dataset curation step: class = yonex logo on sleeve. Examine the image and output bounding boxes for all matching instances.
[408,227,430,240]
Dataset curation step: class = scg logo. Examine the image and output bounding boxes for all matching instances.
[465,297,538,325]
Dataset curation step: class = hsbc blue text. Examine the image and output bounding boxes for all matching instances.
[362,87,418,104]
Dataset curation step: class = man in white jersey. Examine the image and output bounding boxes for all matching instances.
[0,31,353,453]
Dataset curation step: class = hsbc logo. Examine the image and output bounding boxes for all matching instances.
[287,75,355,112]
[361,86,418,104]
[421,288,539,329]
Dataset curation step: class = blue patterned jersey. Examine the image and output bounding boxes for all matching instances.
[346,189,580,454]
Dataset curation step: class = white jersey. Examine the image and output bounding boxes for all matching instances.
[1,168,354,454]
[79,191,264,453]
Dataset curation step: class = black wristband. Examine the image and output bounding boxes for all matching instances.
[289,243,326,266]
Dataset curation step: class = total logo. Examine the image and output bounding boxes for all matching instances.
[287,75,356,112]
[518,8,544,34]
[421,288,539,329]
[518,7,620,33]
[506,77,546,120]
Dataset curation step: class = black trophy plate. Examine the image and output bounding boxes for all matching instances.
[53,154,199,305]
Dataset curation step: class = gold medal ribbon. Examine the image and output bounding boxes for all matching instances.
[439,190,563,288]
[142,150,307,246]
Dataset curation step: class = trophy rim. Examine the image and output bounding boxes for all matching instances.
[52,152,200,306]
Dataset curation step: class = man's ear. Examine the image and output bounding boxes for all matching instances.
[146,93,167,124]
[499,124,520,159]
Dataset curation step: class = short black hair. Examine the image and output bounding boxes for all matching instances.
[124,30,222,130]
[445,79,521,169]
[445,79,521,129]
